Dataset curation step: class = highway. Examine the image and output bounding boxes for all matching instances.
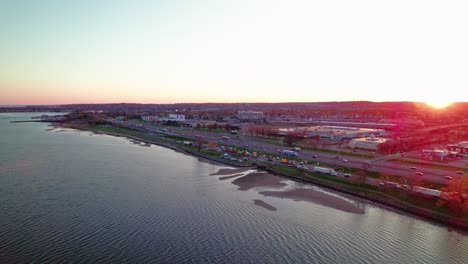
[110,119,465,184]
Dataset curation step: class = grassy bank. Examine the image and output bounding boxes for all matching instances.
[264,163,468,222]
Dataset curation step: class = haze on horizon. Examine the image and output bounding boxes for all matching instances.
[1,0,467,105]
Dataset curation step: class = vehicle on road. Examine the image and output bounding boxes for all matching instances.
[312,155,318,158]
[444,176,453,180]
[292,147,301,151]
[342,159,348,162]
[414,172,424,176]
[313,166,338,176]
[281,150,299,157]
[343,174,351,178]
[456,171,464,175]
[410,167,417,170]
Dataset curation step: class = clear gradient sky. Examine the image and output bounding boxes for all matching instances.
[1,0,467,105]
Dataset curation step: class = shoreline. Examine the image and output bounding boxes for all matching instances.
[56,122,468,232]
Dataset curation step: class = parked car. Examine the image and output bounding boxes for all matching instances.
[343,174,351,178]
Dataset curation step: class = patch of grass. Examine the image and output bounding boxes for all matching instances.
[129,118,148,124]
[89,125,139,135]
[272,165,377,192]
[201,149,221,157]
[163,134,191,141]
[195,128,230,133]
[367,171,381,179]
[395,193,440,211]
[89,125,165,143]
[272,165,307,177]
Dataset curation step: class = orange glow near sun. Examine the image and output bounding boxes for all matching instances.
[425,100,453,109]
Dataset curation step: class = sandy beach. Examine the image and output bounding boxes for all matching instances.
[218,174,244,180]
[210,168,251,176]
[231,172,287,191]
[260,188,365,214]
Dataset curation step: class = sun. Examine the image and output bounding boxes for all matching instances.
[425,100,453,109]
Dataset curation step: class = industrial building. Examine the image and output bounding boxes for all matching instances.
[348,137,388,150]
[304,126,386,140]
[314,121,397,129]
[237,111,265,123]
[447,141,468,154]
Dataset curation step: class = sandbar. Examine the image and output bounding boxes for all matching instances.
[232,172,287,191]
[253,199,277,211]
[210,168,251,176]
[260,188,365,214]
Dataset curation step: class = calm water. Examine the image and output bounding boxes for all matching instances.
[1,113,467,263]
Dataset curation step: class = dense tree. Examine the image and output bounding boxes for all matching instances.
[437,175,468,216]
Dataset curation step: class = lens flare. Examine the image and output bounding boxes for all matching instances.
[425,101,453,109]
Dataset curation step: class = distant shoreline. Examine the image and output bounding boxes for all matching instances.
[54,121,468,232]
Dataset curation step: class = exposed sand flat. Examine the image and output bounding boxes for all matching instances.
[253,199,277,211]
[210,168,250,176]
[219,174,244,180]
[232,172,287,191]
[260,188,365,214]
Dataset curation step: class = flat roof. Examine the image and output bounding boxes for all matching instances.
[350,137,388,143]
[448,141,468,148]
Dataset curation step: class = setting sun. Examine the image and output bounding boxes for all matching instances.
[425,100,453,109]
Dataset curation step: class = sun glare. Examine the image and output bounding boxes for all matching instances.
[425,101,453,109]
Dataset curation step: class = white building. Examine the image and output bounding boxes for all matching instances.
[305,126,386,140]
[348,137,388,150]
[379,118,424,128]
[237,111,265,122]
[142,116,158,122]
[168,114,186,121]
[447,141,468,154]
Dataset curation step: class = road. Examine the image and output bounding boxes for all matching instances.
[110,119,464,184]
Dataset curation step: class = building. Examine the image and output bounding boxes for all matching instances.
[314,120,397,130]
[304,126,386,140]
[348,137,388,150]
[142,115,158,122]
[168,114,186,121]
[237,111,265,123]
[420,149,463,161]
[378,118,424,128]
[447,141,468,154]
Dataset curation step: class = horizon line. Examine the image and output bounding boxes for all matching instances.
[3,100,465,107]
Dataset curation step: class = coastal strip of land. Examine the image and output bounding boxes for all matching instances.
[55,122,468,231]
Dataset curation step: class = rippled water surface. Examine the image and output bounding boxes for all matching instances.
[1,113,467,263]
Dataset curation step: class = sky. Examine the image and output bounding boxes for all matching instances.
[1,0,467,105]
